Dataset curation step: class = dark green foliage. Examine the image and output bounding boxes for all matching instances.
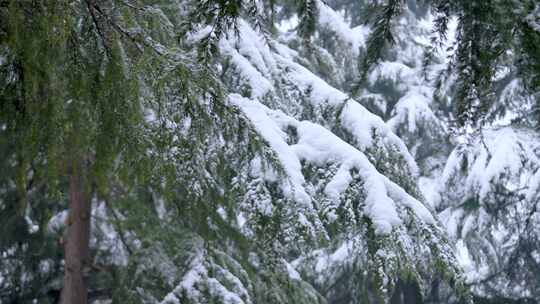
[0,0,154,193]
[0,0,256,301]
[184,0,243,62]
[517,2,540,126]
[297,0,318,43]
[358,0,404,82]
[182,0,274,63]
[452,0,514,128]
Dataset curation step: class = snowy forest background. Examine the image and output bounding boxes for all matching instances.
[1,0,539,303]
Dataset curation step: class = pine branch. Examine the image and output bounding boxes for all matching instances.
[85,0,113,57]
[297,0,318,44]
[357,0,403,84]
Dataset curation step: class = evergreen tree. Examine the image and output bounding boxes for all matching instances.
[0,0,234,302]
[4,0,538,303]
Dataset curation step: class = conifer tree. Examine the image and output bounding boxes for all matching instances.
[0,0,231,301]
[6,0,537,303]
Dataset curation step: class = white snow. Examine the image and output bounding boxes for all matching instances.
[232,95,434,234]
[387,89,437,133]
[292,121,403,234]
[418,176,441,209]
[220,38,274,98]
[441,127,540,203]
[162,293,181,304]
[311,240,355,273]
[438,208,463,239]
[219,19,441,236]
[527,170,540,201]
[368,61,417,90]
[207,278,245,304]
[286,261,302,280]
[316,0,369,53]
[221,20,419,178]
[174,254,207,299]
[230,94,311,206]
[276,15,299,33]
[341,100,419,176]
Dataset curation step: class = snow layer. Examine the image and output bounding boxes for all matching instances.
[315,0,369,53]
[387,88,437,133]
[219,20,419,179]
[160,248,251,304]
[231,95,433,234]
[436,126,540,291]
[441,127,540,202]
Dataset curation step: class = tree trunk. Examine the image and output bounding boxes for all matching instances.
[60,163,92,304]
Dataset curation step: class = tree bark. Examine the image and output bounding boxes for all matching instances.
[60,163,92,304]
